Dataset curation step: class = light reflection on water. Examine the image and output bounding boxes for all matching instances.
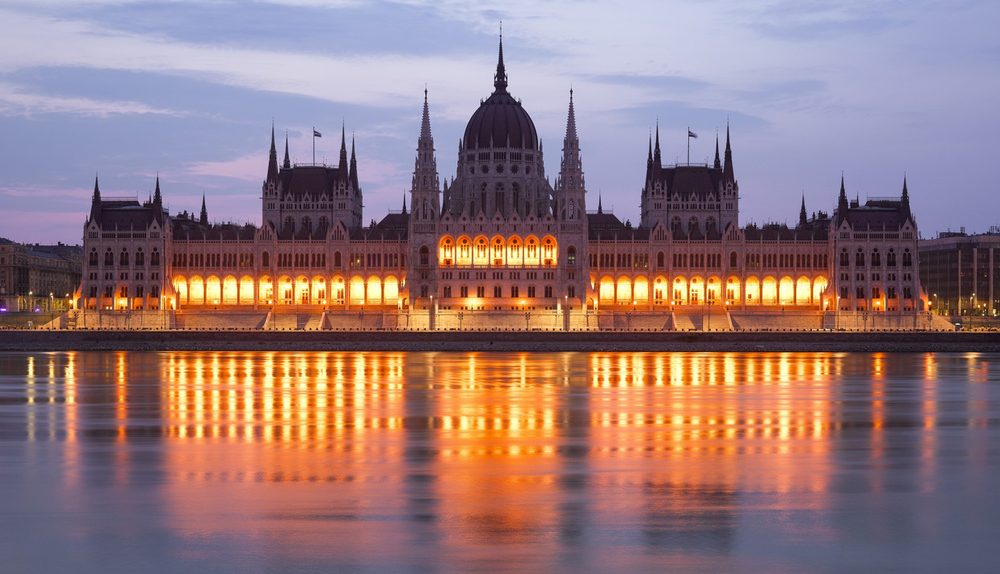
[1,351,998,572]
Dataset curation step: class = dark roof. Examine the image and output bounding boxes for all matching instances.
[587,212,649,240]
[743,222,829,241]
[837,199,910,230]
[172,217,257,241]
[92,199,165,229]
[648,164,723,198]
[462,38,538,151]
[276,164,350,199]
[349,212,409,241]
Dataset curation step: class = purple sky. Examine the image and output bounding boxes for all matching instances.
[0,1,998,244]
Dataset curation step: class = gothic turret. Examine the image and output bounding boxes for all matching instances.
[411,88,440,222]
[338,124,348,172]
[714,133,722,170]
[799,195,807,227]
[901,175,911,218]
[283,133,291,169]
[199,194,208,226]
[653,122,662,169]
[349,135,359,190]
[557,88,586,221]
[89,175,101,221]
[266,124,279,183]
[722,123,735,184]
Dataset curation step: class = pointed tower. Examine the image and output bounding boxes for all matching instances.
[718,122,740,230]
[714,132,721,170]
[349,135,359,190]
[722,123,735,184]
[557,88,586,221]
[152,175,163,222]
[653,121,662,168]
[199,194,208,226]
[836,174,850,224]
[283,132,291,169]
[408,87,442,305]
[901,175,911,218]
[799,195,807,227]
[266,124,279,183]
[338,124,348,172]
[89,174,102,222]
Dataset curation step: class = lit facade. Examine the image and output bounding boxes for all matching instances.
[75,39,932,330]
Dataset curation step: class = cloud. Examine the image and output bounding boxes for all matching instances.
[187,152,264,183]
[0,81,185,117]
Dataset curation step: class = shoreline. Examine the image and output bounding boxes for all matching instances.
[1,330,999,353]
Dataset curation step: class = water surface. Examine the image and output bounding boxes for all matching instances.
[1,351,998,572]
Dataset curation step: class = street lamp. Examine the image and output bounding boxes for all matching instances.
[49,293,54,330]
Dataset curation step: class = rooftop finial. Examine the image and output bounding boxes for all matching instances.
[494,22,508,91]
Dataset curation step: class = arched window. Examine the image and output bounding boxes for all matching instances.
[151,249,160,266]
[262,251,270,267]
[419,246,429,266]
[871,249,881,267]
[671,216,682,231]
[302,217,312,234]
[568,246,577,266]
[730,251,738,268]
[283,216,295,233]
[706,216,717,234]
[319,216,329,229]
[887,249,897,267]
[89,249,98,266]
[903,249,912,267]
[120,249,129,266]
[688,217,699,234]
[334,251,342,267]
[135,249,145,266]
[855,248,865,267]
[657,251,665,268]
[839,248,849,267]
[104,249,114,266]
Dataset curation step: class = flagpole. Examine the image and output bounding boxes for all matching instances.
[687,126,690,165]
[312,126,316,165]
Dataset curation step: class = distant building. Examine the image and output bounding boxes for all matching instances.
[75,37,932,331]
[0,238,81,312]
[919,228,1000,316]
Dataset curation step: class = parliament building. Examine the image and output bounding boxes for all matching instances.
[74,39,941,331]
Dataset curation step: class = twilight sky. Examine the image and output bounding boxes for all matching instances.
[0,0,997,245]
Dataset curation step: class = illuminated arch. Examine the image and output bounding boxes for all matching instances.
[524,235,540,266]
[653,275,668,304]
[599,275,615,304]
[726,275,741,304]
[172,275,189,305]
[383,275,399,305]
[541,235,558,266]
[473,235,489,267]
[438,235,455,266]
[796,276,812,305]
[331,275,346,304]
[311,275,326,305]
[507,235,523,266]
[491,235,506,266]
[762,276,777,305]
[205,275,221,305]
[258,276,274,305]
[366,275,383,305]
[349,275,365,305]
[633,276,649,303]
[277,275,293,305]
[222,275,238,305]
[616,276,633,304]
[456,235,472,267]
[778,276,795,306]
[673,276,689,305]
[706,276,722,303]
[812,276,828,304]
[745,276,761,305]
[294,275,310,305]
[239,275,255,305]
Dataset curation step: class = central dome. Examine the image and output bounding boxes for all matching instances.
[462,38,539,151]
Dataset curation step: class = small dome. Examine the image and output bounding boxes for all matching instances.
[461,36,538,151]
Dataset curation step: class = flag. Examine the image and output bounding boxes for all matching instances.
[313,129,322,138]
[688,130,698,139]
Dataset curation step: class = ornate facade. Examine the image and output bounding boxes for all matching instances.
[75,38,936,330]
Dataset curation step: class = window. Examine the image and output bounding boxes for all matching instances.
[511,286,519,298]
[839,249,849,267]
[262,251,270,267]
[476,286,485,298]
[105,249,114,266]
[135,249,145,266]
[419,246,429,266]
[494,285,502,297]
[730,251,737,268]
[544,285,553,298]
[568,246,577,266]
[460,286,468,298]
[855,248,865,267]
[120,249,129,266]
[903,249,913,267]
[527,286,536,298]
[88,249,98,266]
[657,251,665,268]
[871,249,881,267]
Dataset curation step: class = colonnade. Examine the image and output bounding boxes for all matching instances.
[170,273,403,308]
[593,274,830,308]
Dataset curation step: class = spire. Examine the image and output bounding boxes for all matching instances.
[564,88,578,142]
[653,121,662,168]
[714,131,721,169]
[283,132,291,169]
[420,87,433,142]
[349,134,359,189]
[88,174,102,221]
[494,25,508,92]
[92,174,101,202]
[339,122,348,171]
[199,194,208,226]
[799,194,807,226]
[722,122,734,183]
[597,193,603,214]
[647,133,653,165]
[266,123,279,182]
[901,175,911,216]
[836,173,849,222]
[402,193,407,214]
[153,174,162,205]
